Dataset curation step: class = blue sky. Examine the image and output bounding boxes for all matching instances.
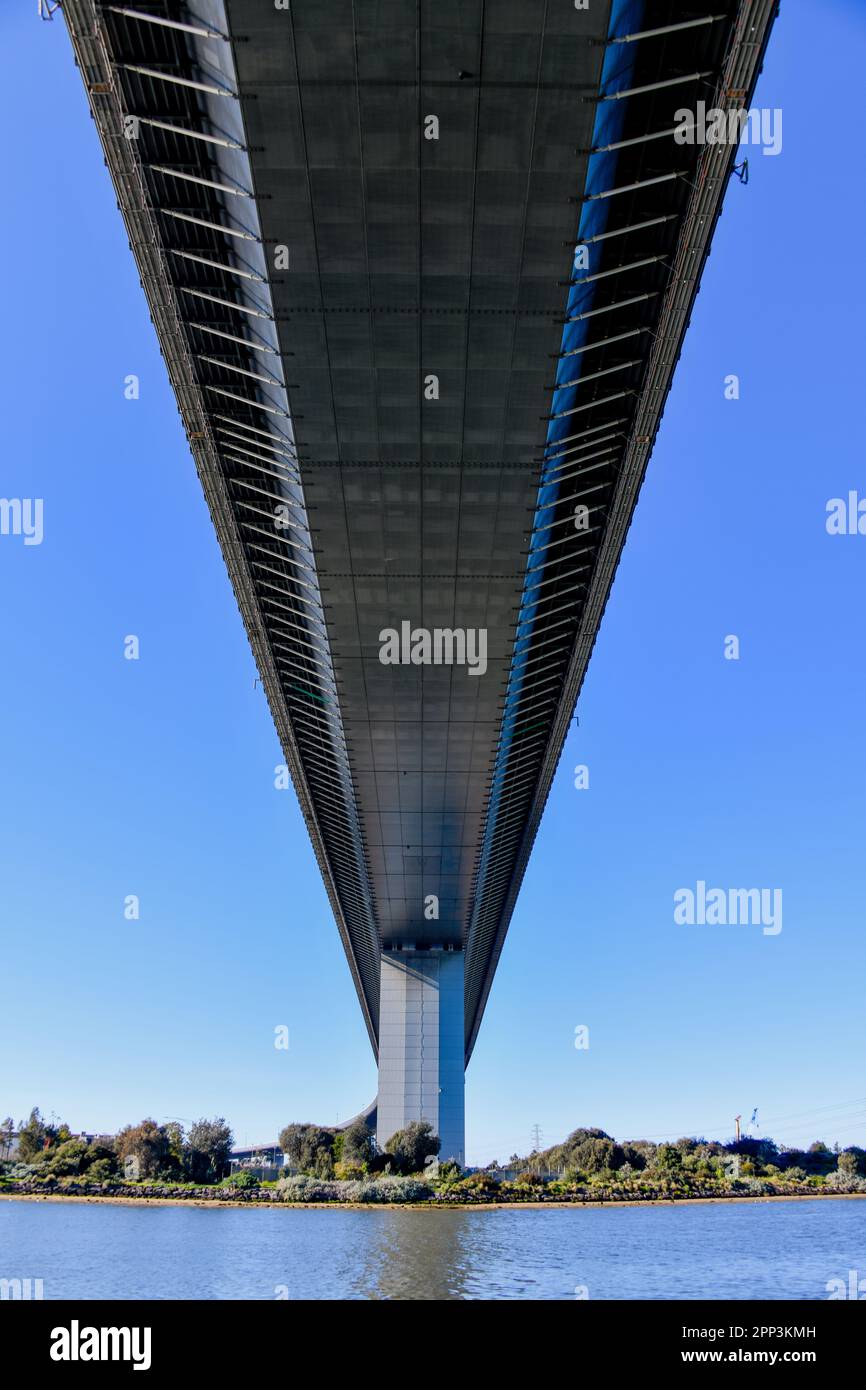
[1,1,864,1166]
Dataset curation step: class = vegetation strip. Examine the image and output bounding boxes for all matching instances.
[3,1111,865,1206]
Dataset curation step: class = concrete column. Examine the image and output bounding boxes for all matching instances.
[376,949,465,1166]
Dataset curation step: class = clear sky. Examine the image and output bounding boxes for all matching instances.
[1,1,864,1166]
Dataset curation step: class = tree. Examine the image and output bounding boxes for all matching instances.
[83,1142,119,1178]
[544,1131,621,1175]
[278,1124,335,1174]
[652,1144,683,1173]
[806,1141,835,1174]
[565,1127,612,1144]
[838,1148,866,1178]
[115,1119,170,1178]
[162,1122,185,1178]
[625,1140,658,1169]
[279,1124,305,1166]
[620,1143,648,1172]
[340,1119,376,1169]
[779,1147,809,1172]
[572,1138,626,1174]
[41,1138,90,1177]
[384,1120,440,1174]
[16,1108,68,1162]
[186,1118,233,1183]
[728,1136,779,1171]
[310,1146,335,1180]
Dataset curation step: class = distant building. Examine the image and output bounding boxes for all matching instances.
[229,1145,288,1180]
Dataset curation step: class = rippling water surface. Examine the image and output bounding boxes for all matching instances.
[2,1197,864,1300]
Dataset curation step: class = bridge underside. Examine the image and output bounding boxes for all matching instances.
[64,0,776,1153]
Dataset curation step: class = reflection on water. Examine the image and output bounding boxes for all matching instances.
[1,1198,863,1300]
[352,1210,572,1300]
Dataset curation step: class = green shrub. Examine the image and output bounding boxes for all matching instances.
[277,1174,433,1204]
[86,1159,116,1183]
[353,1177,432,1203]
[277,1175,332,1202]
[434,1160,463,1183]
[443,1173,498,1197]
[222,1170,259,1190]
[547,1179,575,1196]
[512,1171,545,1188]
[38,1138,90,1177]
[4,1162,37,1182]
[825,1170,866,1193]
[333,1160,365,1181]
[838,1149,866,1178]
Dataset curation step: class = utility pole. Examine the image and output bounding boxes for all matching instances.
[734,1115,741,1142]
[531,1124,543,1152]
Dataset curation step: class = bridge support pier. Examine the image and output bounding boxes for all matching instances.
[376,948,465,1167]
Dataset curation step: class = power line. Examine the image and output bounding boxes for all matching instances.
[473,1096,866,1159]
[621,1096,866,1143]
[757,1098,866,1128]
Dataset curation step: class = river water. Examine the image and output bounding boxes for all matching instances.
[2,1197,864,1300]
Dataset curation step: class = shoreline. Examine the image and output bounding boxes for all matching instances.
[3,1191,864,1213]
